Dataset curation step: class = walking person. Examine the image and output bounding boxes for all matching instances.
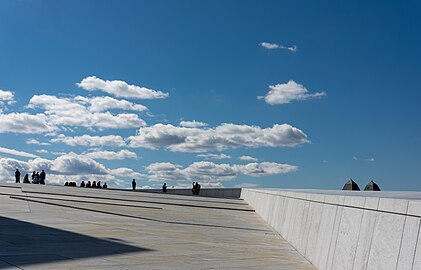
[15,169,21,183]
[132,179,136,191]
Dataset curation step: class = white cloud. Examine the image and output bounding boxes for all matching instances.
[179,120,208,128]
[367,157,375,162]
[258,80,326,105]
[84,150,138,160]
[109,167,144,179]
[51,134,126,147]
[259,42,297,52]
[0,89,14,102]
[353,156,358,161]
[36,149,49,154]
[146,161,297,182]
[0,113,56,134]
[0,146,39,158]
[26,139,51,146]
[29,95,146,130]
[128,123,309,152]
[75,96,148,112]
[196,153,231,160]
[239,155,258,162]
[77,76,169,99]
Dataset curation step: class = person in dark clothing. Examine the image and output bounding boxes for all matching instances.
[132,179,136,190]
[192,182,196,195]
[40,170,46,185]
[31,171,36,183]
[97,181,102,188]
[92,181,96,188]
[86,181,91,188]
[103,182,108,189]
[23,174,30,183]
[162,183,167,193]
[64,182,69,186]
[15,169,21,183]
[80,181,85,187]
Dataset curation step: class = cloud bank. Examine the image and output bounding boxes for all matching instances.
[128,123,308,152]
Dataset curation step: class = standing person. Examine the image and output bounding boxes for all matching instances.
[162,183,167,193]
[132,179,136,191]
[15,169,21,183]
[192,182,196,195]
[31,171,36,183]
[35,172,40,184]
[40,170,46,185]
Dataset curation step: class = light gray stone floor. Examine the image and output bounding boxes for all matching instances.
[0,184,315,270]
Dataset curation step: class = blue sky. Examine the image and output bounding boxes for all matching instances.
[0,0,420,190]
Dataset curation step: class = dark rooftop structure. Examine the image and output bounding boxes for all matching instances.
[364,180,381,191]
[342,179,361,191]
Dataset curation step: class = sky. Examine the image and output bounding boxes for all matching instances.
[0,0,420,190]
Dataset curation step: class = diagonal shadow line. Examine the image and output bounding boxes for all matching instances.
[0,216,153,269]
[21,190,254,212]
[10,196,269,232]
[10,194,163,210]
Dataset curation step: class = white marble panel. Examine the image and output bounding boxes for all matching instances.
[326,205,343,270]
[396,216,420,270]
[344,195,366,208]
[378,198,408,214]
[413,224,421,270]
[331,207,364,270]
[367,212,406,270]
[305,201,324,263]
[314,203,339,269]
[407,200,421,217]
[352,209,378,270]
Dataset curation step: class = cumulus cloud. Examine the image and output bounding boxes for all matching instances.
[258,80,326,105]
[0,113,56,134]
[196,153,231,160]
[179,120,208,128]
[77,76,169,99]
[146,161,297,182]
[0,89,14,102]
[26,138,51,146]
[239,155,258,162]
[0,146,39,158]
[36,149,49,154]
[51,134,126,147]
[84,150,138,160]
[75,96,148,112]
[259,42,297,52]
[28,95,146,129]
[109,167,144,179]
[128,123,309,152]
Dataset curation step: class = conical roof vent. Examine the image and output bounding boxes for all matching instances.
[342,179,360,191]
[364,181,381,191]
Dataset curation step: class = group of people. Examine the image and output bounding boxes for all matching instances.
[15,169,46,185]
[192,182,201,195]
[79,180,107,189]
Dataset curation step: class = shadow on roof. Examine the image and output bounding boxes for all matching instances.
[0,216,152,269]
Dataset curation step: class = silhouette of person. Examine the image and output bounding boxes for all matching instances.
[64,182,69,186]
[23,173,30,184]
[15,169,21,183]
[132,179,136,191]
[196,182,201,195]
[192,182,196,195]
[103,182,108,189]
[86,181,91,188]
[80,181,85,187]
[97,181,102,188]
[34,172,40,184]
[40,170,46,185]
[31,171,36,183]
[92,181,96,188]
[162,183,167,193]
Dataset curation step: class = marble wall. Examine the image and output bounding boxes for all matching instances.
[138,188,241,198]
[241,189,421,270]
